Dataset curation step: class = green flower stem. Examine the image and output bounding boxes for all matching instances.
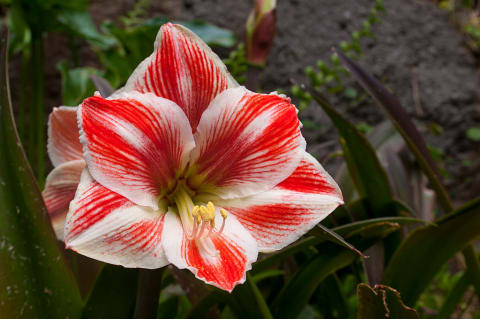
[133,268,165,319]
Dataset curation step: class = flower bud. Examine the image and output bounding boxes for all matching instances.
[245,0,276,67]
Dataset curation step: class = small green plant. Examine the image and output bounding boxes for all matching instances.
[466,127,480,142]
[291,0,385,111]
[224,42,248,84]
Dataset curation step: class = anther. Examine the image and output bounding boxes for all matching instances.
[220,208,227,219]
[192,206,202,224]
[199,206,210,220]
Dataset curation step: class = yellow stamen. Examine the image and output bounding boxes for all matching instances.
[220,208,227,219]
[207,201,215,216]
[199,206,210,220]
[192,206,202,224]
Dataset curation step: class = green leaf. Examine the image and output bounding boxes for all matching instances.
[185,291,226,319]
[55,10,114,48]
[57,60,100,105]
[383,197,480,305]
[310,223,366,257]
[310,91,393,216]
[0,29,83,318]
[315,275,349,318]
[466,127,480,142]
[82,265,139,319]
[357,284,420,319]
[7,3,31,54]
[334,47,480,302]
[270,222,402,319]
[271,247,358,319]
[157,294,192,319]
[230,274,273,319]
[333,48,451,212]
[180,20,236,48]
[156,296,180,319]
[252,216,424,274]
[436,272,470,319]
[252,269,285,283]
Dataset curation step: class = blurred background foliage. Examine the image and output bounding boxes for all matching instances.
[1,0,480,318]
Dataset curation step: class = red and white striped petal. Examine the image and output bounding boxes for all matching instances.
[215,152,343,252]
[47,106,83,167]
[64,169,168,268]
[162,211,258,292]
[189,87,306,200]
[78,91,195,209]
[119,23,237,131]
[42,160,85,240]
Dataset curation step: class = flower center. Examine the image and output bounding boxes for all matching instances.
[172,184,227,251]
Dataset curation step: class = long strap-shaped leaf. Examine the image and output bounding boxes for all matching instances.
[0,29,83,318]
[252,216,424,275]
[270,222,402,319]
[334,48,480,305]
[309,90,402,280]
[309,91,394,216]
[383,197,480,305]
[436,271,470,319]
[333,48,449,210]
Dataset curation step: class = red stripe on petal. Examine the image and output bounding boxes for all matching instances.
[228,204,314,247]
[163,211,258,292]
[191,88,305,199]
[277,157,338,195]
[64,169,168,268]
[106,217,164,255]
[217,152,343,252]
[182,236,248,292]
[126,23,235,131]
[68,182,132,238]
[80,93,194,208]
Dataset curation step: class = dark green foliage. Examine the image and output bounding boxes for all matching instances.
[82,265,139,319]
[357,284,420,319]
[383,198,480,305]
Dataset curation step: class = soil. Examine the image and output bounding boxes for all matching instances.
[180,0,480,204]
[7,0,480,203]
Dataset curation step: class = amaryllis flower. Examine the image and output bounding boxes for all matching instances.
[42,106,85,240]
[46,23,343,291]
